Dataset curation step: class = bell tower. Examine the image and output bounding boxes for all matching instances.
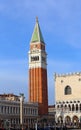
[28,17,48,115]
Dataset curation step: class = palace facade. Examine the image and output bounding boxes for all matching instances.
[55,72,81,126]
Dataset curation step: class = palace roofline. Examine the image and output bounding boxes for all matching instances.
[54,72,81,77]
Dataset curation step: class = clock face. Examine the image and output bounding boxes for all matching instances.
[30,43,45,51]
[33,44,37,48]
[30,44,37,50]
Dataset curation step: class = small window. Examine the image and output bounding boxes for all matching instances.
[79,78,81,81]
[61,80,63,83]
[65,85,72,95]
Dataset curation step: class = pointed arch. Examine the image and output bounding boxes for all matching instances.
[65,116,71,124]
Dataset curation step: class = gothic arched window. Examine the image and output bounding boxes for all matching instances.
[65,85,72,95]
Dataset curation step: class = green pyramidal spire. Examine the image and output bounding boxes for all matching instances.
[31,17,45,44]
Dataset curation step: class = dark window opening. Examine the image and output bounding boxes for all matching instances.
[31,56,39,61]
[65,86,72,95]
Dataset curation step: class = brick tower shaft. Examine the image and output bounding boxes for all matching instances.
[29,68,48,114]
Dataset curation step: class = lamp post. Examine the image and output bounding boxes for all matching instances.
[19,93,24,130]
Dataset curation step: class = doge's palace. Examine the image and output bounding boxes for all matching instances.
[55,72,81,126]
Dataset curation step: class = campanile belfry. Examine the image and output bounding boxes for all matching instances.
[28,18,48,115]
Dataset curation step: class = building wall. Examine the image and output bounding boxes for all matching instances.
[55,72,81,101]
[55,72,81,125]
[0,99,38,129]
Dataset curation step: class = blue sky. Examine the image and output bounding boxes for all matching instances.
[0,0,81,105]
